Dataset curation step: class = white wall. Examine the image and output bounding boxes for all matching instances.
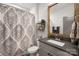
[50,3,74,34]
[37,3,48,38]
[38,3,48,21]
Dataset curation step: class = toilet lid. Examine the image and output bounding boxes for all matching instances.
[27,46,39,53]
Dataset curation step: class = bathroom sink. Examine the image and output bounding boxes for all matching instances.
[47,39,65,47]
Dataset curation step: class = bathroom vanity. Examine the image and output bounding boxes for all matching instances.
[39,38,77,56]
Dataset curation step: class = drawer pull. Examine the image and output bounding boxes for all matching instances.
[48,53,52,56]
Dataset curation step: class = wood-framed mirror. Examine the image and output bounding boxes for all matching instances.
[48,3,58,37]
[48,3,75,40]
[47,3,79,56]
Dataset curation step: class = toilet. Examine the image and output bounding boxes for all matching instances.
[27,46,39,56]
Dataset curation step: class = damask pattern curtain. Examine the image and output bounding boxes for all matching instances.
[0,3,36,56]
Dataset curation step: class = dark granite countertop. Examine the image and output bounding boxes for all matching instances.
[39,38,77,56]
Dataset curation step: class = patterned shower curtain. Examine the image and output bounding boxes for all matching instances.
[0,3,36,56]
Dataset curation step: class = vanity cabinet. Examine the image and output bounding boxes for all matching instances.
[39,41,71,56]
[39,42,56,56]
[39,38,77,56]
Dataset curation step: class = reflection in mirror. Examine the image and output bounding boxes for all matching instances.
[48,3,74,41]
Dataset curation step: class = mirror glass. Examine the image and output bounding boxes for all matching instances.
[50,3,74,39]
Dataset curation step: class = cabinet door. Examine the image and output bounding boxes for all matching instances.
[39,48,49,56]
[39,48,54,56]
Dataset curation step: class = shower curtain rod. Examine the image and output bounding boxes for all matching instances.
[3,3,29,11]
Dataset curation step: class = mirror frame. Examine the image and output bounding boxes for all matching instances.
[48,3,58,37]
